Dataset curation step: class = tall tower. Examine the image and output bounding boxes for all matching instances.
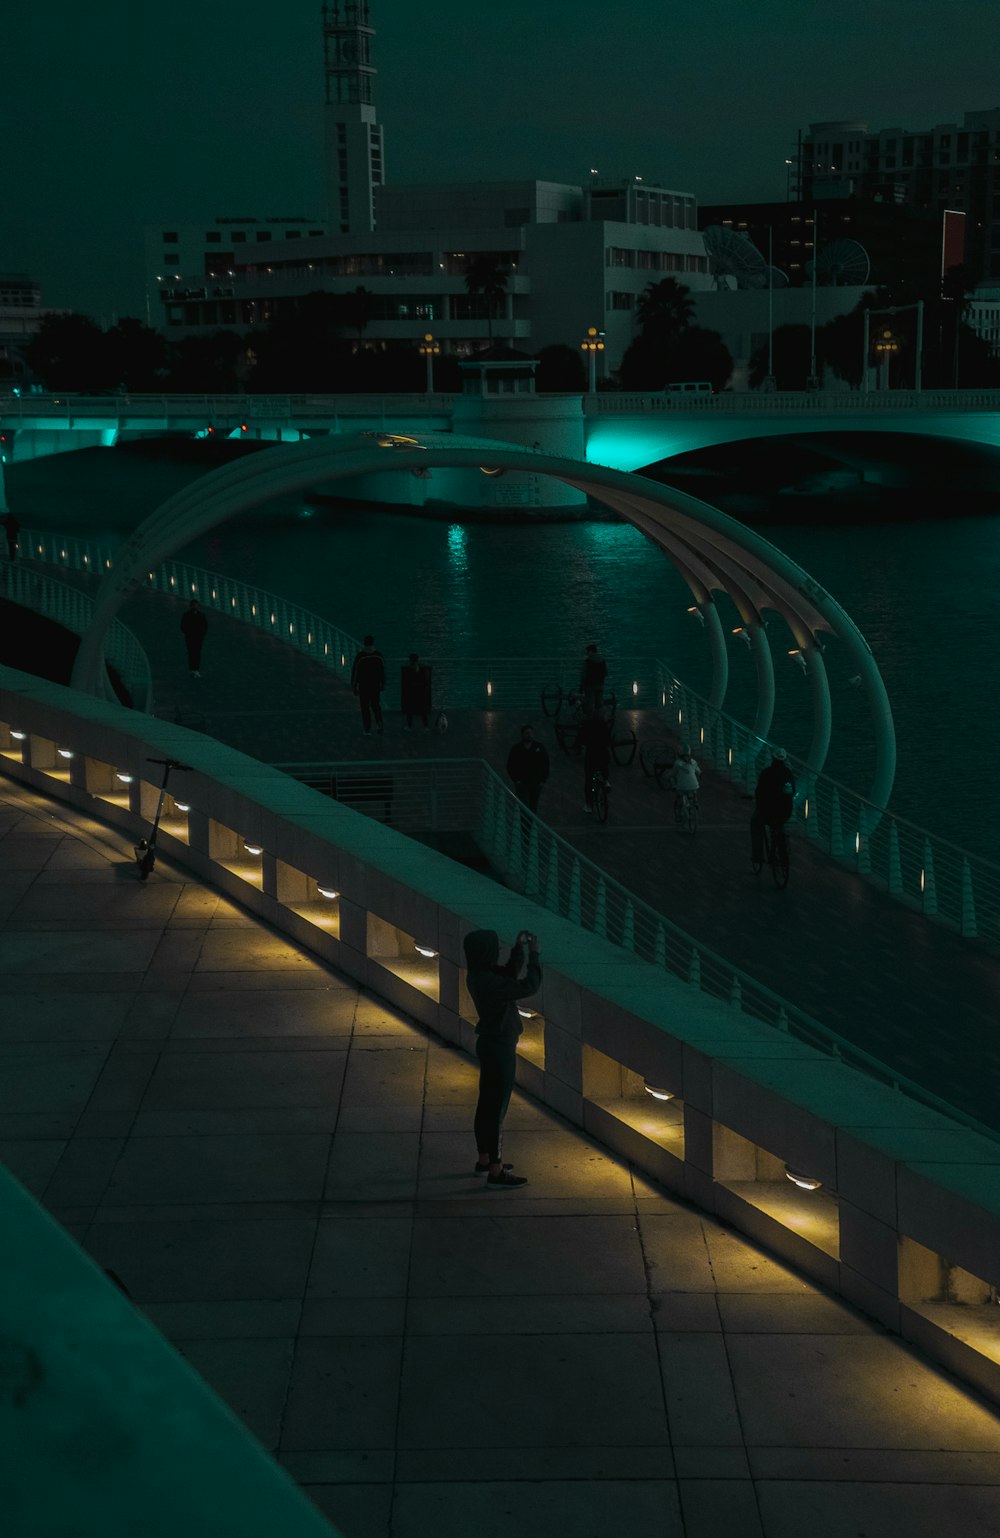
[322,1,384,234]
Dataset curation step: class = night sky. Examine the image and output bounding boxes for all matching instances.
[5,0,998,321]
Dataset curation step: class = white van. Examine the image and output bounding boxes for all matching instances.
[663,381,714,395]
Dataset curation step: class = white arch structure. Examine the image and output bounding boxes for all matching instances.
[71,431,897,807]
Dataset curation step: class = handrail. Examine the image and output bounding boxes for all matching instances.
[587,388,1000,413]
[23,525,1000,953]
[657,667,1000,947]
[272,752,1000,1147]
[1,561,152,712]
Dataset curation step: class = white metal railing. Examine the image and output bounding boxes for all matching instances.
[273,752,1000,1144]
[588,388,1000,414]
[656,667,1000,946]
[23,527,1000,951]
[1,562,152,711]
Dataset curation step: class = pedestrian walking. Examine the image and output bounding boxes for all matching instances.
[401,651,432,730]
[506,725,549,813]
[180,600,207,677]
[352,633,385,735]
[579,642,607,717]
[2,512,19,561]
[463,927,542,1189]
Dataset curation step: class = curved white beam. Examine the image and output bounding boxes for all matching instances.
[71,431,896,807]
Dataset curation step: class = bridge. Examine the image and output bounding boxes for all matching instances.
[3,388,1000,501]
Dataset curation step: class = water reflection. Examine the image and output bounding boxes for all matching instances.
[446,523,468,573]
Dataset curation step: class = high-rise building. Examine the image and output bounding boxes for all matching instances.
[322,0,384,233]
[796,111,1000,282]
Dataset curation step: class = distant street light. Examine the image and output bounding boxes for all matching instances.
[418,332,440,395]
[861,302,924,393]
[580,326,605,394]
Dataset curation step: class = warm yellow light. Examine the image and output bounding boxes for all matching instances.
[644,1083,675,1101]
[10,730,26,741]
[785,1166,822,1191]
[414,944,438,958]
[243,842,263,856]
[517,1007,536,1019]
[116,772,133,784]
[57,748,74,760]
[317,886,339,899]
[174,802,191,813]
[486,681,493,696]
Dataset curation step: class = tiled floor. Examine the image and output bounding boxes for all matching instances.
[4,777,1000,1538]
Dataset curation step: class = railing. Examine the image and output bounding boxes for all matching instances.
[657,667,1000,947]
[0,561,152,711]
[588,388,1000,414]
[23,525,1000,950]
[20,528,663,708]
[273,752,1000,1144]
[0,391,458,424]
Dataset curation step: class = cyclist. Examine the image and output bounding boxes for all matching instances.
[577,702,612,812]
[751,747,796,864]
[670,743,701,808]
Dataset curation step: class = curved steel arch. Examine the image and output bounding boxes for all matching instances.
[72,431,896,807]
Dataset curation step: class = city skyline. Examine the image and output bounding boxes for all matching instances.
[5,0,999,321]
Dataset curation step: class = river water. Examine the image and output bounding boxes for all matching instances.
[7,435,1000,858]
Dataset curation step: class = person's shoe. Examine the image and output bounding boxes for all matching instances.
[487,1169,528,1189]
[475,1161,513,1175]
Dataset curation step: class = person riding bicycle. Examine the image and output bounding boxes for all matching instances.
[577,703,613,812]
[670,744,701,801]
[751,747,796,863]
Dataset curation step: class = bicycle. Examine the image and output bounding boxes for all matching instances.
[133,757,192,880]
[639,739,676,785]
[674,789,699,834]
[752,821,790,889]
[588,767,611,823]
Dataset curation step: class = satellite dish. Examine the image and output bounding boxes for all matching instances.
[702,226,768,290]
[811,239,871,286]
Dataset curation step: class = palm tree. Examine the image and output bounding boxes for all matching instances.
[463,254,510,346]
[634,278,695,342]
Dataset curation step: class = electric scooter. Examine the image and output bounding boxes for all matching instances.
[134,757,192,880]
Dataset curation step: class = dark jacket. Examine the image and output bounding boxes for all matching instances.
[580,652,607,691]
[352,647,385,694]
[506,739,550,787]
[463,929,542,1042]
[180,608,207,641]
[576,715,612,771]
[755,760,796,822]
[401,661,432,713]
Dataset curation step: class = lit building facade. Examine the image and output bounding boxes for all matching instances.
[148,178,711,371]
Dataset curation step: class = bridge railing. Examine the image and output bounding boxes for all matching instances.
[1,561,152,711]
[656,666,1000,947]
[272,752,1000,1143]
[1,392,458,423]
[23,526,1000,948]
[587,388,1000,413]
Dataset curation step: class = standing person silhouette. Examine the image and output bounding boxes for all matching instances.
[463,928,542,1188]
[579,642,607,718]
[2,512,19,561]
[352,634,386,735]
[400,651,432,730]
[180,600,207,677]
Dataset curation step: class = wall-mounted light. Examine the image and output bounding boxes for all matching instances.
[686,605,705,626]
[243,841,263,856]
[517,1007,536,1019]
[10,730,26,741]
[174,802,191,813]
[57,748,74,760]
[788,648,807,672]
[414,943,438,958]
[317,886,339,900]
[631,681,639,696]
[732,627,751,648]
[784,1165,822,1191]
[116,772,134,784]
[644,1083,675,1101]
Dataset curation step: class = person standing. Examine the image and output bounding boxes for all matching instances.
[180,600,207,677]
[352,633,385,735]
[2,512,20,561]
[400,651,432,730]
[463,927,542,1188]
[579,642,607,717]
[506,725,550,813]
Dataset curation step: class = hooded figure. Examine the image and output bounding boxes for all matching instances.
[463,928,542,1188]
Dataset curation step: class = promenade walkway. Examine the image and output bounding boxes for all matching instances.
[5,778,1000,1538]
[105,575,1000,1136]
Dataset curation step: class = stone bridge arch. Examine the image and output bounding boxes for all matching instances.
[71,431,896,807]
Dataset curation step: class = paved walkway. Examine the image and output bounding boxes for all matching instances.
[104,576,1000,1136]
[4,778,1000,1538]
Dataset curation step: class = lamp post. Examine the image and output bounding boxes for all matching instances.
[418,332,440,395]
[580,326,605,393]
[861,301,924,393]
